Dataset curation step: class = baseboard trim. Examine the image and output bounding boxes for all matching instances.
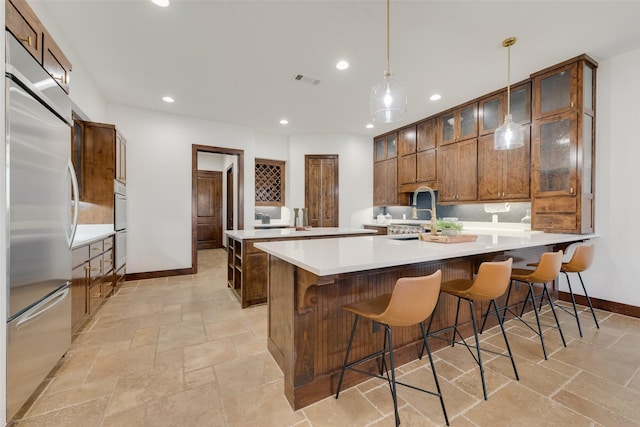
[125,268,194,281]
[557,291,640,318]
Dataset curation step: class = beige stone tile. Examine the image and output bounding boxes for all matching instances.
[464,381,594,426]
[106,367,184,416]
[450,364,511,400]
[362,382,407,416]
[204,317,252,341]
[16,396,110,427]
[223,380,305,427]
[183,337,237,372]
[184,366,217,389]
[87,344,156,383]
[629,369,640,393]
[130,325,159,348]
[214,351,283,398]
[232,332,266,356]
[154,348,185,370]
[552,389,639,427]
[102,404,147,427]
[367,402,440,426]
[157,319,208,353]
[137,310,182,329]
[563,371,640,421]
[26,377,118,417]
[486,355,567,396]
[145,382,224,427]
[303,387,383,427]
[71,322,139,349]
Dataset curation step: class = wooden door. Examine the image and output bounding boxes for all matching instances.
[226,166,234,230]
[197,170,222,249]
[305,155,338,227]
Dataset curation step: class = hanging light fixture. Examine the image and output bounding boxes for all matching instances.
[494,37,525,150]
[370,0,406,123]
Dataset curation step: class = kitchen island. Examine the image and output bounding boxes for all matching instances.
[226,227,377,307]
[255,231,595,409]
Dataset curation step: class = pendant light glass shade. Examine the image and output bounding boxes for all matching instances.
[494,37,524,150]
[370,72,407,123]
[370,0,406,123]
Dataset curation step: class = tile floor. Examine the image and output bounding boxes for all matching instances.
[12,249,640,426]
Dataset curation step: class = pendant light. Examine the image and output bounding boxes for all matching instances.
[370,0,406,123]
[494,37,525,150]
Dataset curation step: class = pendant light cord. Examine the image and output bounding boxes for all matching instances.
[506,42,511,116]
[386,0,390,77]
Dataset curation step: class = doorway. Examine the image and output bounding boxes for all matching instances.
[196,170,222,249]
[191,144,244,273]
[305,154,339,227]
[226,166,234,230]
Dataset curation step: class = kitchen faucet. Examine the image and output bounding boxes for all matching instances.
[411,186,438,235]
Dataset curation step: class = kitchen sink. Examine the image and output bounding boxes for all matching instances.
[386,234,420,240]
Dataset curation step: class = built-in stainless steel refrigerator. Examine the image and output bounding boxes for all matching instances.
[5,33,78,421]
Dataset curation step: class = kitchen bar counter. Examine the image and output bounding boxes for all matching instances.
[225,227,377,308]
[255,231,595,410]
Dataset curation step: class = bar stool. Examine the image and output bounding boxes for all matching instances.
[538,244,599,337]
[496,251,566,360]
[424,259,518,400]
[335,270,449,427]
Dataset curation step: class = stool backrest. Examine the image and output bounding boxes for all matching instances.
[565,244,594,272]
[467,258,513,299]
[528,251,563,283]
[377,270,442,327]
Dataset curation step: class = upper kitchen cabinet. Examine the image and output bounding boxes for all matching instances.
[530,55,597,234]
[437,138,477,203]
[255,159,285,207]
[374,132,398,161]
[5,0,72,93]
[398,119,438,192]
[75,120,127,223]
[478,130,531,202]
[438,102,478,146]
[479,82,531,135]
[373,158,409,206]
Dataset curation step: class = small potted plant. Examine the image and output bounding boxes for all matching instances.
[437,218,462,237]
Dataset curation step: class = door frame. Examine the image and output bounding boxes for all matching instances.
[191,144,244,273]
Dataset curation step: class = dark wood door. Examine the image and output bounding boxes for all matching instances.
[197,170,222,249]
[226,166,234,230]
[305,155,338,227]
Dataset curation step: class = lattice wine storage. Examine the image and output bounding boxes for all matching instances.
[255,159,285,206]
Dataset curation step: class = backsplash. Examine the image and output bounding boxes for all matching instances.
[373,192,531,224]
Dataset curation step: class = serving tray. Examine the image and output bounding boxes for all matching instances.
[419,233,478,244]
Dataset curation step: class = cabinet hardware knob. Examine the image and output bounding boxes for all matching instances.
[570,187,574,194]
[20,35,33,46]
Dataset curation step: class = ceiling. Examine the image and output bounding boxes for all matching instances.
[36,0,640,137]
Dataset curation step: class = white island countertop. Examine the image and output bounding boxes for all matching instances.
[72,224,115,248]
[226,227,377,240]
[254,232,597,276]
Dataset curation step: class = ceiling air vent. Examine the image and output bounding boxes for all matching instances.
[293,74,321,85]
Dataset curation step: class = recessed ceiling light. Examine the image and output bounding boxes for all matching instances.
[280,119,289,125]
[151,0,170,7]
[162,96,175,103]
[366,124,374,129]
[336,60,349,71]
[430,94,442,101]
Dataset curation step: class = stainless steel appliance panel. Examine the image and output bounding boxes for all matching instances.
[6,285,71,419]
[115,229,126,271]
[6,76,72,319]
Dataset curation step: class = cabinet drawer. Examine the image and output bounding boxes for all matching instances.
[42,28,71,93]
[88,283,102,314]
[89,241,104,256]
[72,245,89,269]
[533,196,576,213]
[88,256,102,282]
[103,237,114,252]
[103,249,114,274]
[534,213,577,232]
[6,0,42,62]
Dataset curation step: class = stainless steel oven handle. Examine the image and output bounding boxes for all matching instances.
[67,158,79,247]
[16,287,70,329]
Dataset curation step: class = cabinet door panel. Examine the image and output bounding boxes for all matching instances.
[417,119,437,151]
[502,128,531,200]
[398,126,416,156]
[479,96,502,136]
[373,161,388,205]
[398,154,417,185]
[534,63,577,119]
[438,145,458,202]
[71,264,87,332]
[460,104,478,141]
[457,139,478,201]
[416,150,437,183]
[439,112,456,145]
[477,134,502,200]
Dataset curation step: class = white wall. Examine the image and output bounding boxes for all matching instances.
[288,134,373,228]
[578,47,640,307]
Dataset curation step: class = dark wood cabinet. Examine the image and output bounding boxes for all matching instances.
[373,158,409,206]
[305,155,338,227]
[374,132,398,161]
[531,56,596,234]
[479,82,531,135]
[398,119,438,193]
[438,102,478,146]
[478,129,531,201]
[6,0,72,93]
[438,139,477,203]
[71,235,115,333]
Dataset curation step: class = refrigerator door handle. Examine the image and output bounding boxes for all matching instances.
[67,158,79,247]
[16,287,70,329]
